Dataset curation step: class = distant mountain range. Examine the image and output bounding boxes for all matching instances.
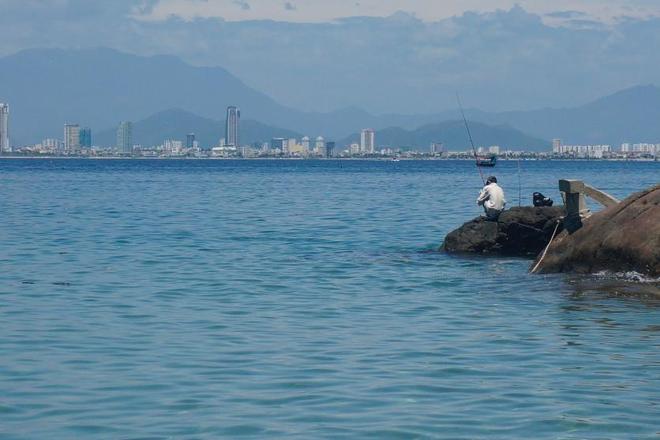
[341,121,548,151]
[92,108,544,151]
[1,47,660,150]
[94,109,301,148]
[0,47,293,145]
[463,85,660,146]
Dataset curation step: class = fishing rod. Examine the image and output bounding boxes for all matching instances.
[456,93,485,185]
[517,158,522,207]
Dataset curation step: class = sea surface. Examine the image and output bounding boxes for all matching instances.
[1,159,659,439]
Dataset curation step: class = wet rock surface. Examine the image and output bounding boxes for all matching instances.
[442,206,566,257]
[534,185,660,277]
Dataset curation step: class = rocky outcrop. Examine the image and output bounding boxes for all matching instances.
[442,206,565,257]
[533,185,660,277]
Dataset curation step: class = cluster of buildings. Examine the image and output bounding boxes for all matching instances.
[254,136,334,157]
[0,102,378,158]
[552,139,612,158]
[251,128,374,158]
[0,101,658,160]
[552,139,658,159]
[621,143,658,155]
[20,121,133,156]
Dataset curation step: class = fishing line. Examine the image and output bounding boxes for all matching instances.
[456,93,485,186]
[517,158,522,207]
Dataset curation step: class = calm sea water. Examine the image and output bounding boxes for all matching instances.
[1,159,659,439]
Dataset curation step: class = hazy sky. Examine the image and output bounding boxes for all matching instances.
[2,0,660,113]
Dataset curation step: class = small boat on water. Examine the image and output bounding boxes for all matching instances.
[476,154,497,167]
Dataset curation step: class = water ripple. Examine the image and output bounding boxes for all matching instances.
[1,159,659,439]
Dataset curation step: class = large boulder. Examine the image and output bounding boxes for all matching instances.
[533,185,660,276]
[442,206,565,257]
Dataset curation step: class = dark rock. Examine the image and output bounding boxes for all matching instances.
[533,185,660,276]
[442,206,565,257]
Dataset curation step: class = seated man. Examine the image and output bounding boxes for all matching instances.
[477,176,506,220]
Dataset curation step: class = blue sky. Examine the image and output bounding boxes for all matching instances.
[2,1,660,113]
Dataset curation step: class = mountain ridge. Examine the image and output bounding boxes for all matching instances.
[94,108,302,147]
[2,48,659,147]
[464,84,660,145]
[340,120,549,151]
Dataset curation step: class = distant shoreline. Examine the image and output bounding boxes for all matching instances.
[0,156,657,162]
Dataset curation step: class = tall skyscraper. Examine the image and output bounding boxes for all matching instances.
[80,127,92,148]
[186,133,196,149]
[315,136,325,154]
[117,121,133,154]
[0,103,10,153]
[64,124,81,153]
[225,106,240,147]
[552,139,562,153]
[325,141,336,158]
[360,129,375,154]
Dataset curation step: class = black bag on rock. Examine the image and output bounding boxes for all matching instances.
[533,192,554,207]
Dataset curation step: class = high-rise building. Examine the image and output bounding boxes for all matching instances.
[0,103,9,153]
[64,124,81,153]
[117,121,133,154]
[325,141,336,158]
[552,139,562,153]
[225,106,240,147]
[430,143,443,154]
[360,129,375,154]
[315,136,325,154]
[301,136,310,152]
[80,127,92,148]
[186,133,196,149]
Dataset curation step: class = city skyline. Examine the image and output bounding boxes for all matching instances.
[1,86,659,158]
[0,99,658,159]
[2,46,660,148]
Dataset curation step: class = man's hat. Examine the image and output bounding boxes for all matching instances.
[486,176,497,184]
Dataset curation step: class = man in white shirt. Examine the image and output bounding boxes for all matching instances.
[477,176,506,220]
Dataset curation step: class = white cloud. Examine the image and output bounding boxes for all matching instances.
[3,0,660,114]
[140,0,660,23]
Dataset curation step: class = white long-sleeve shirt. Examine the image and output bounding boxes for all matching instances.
[477,182,506,213]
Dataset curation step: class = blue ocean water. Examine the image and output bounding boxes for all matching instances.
[1,159,659,439]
